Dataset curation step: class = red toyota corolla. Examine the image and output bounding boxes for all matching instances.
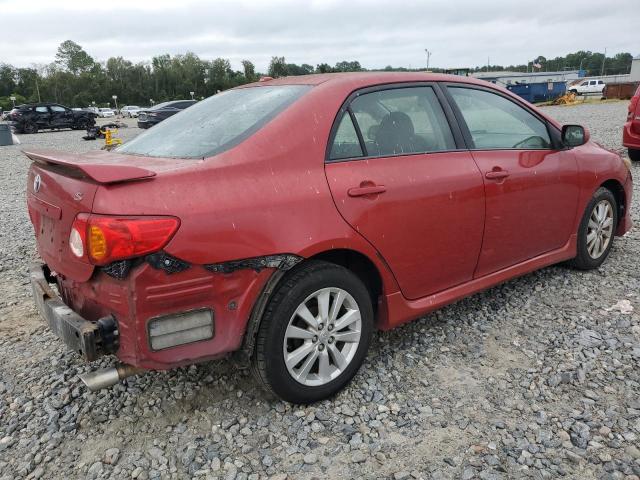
[26,72,633,403]
[623,84,640,162]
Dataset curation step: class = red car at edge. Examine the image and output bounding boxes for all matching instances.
[26,72,633,403]
[623,84,640,162]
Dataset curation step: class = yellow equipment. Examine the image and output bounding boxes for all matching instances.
[102,127,122,150]
[553,92,577,105]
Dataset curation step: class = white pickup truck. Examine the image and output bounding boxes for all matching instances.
[568,79,606,95]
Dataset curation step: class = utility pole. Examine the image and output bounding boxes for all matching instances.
[35,76,41,102]
[424,49,432,70]
[600,48,607,76]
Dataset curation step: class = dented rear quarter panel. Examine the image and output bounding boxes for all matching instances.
[58,263,273,369]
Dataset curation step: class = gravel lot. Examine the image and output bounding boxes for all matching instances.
[1,103,639,480]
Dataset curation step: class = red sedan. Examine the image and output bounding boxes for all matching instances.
[26,73,633,403]
[623,84,640,162]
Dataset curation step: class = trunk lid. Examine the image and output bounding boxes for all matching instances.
[27,161,98,282]
[25,149,187,282]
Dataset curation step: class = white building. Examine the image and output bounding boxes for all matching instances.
[473,56,640,87]
[472,70,582,86]
[630,55,640,81]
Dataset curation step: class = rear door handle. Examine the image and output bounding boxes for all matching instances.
[485,170,510,180]
[347,185,387,197]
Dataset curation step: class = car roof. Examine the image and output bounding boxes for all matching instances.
[20,102,64,107]
[240,71,494,89]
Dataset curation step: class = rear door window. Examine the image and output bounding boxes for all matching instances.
[346,86,456,157]
[448,87,551,150]
[329,114,363,160]
[35,106,48,113]
[118,85,310,158]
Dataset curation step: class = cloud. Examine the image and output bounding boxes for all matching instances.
[0,0,637,71]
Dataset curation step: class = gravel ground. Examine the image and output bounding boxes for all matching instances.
[0,103,639,480]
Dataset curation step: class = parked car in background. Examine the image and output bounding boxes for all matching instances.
[623,84,640,162]
[98,108,115,118]
[120,105,142,118]
[1,110,11,120]
[569,79,606,96]
[7,102,96,134]
[26,73,632,403]
[137,100,196,128]
[85,106,100,115]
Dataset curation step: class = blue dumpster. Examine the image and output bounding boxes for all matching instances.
[0,124,13,146]
[506,81,566,103]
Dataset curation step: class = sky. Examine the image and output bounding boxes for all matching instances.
[0,0,638,72]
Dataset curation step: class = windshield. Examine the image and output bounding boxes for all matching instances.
[118,85,310,159]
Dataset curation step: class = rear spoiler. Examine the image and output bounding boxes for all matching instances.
[23,149,156,184]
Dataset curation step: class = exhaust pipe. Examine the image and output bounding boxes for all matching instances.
[79,363,145,391]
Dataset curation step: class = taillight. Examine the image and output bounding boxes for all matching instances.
[70,214,179,265]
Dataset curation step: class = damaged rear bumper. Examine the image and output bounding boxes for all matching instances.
[30,262,119,361]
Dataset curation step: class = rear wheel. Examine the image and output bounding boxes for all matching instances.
[629,149,640,162]
[252,261,373,403]
[22,122,38,134]
[569,187,617,270]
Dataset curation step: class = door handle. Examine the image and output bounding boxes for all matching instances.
[485,169,510,180]
[347,185,386,197]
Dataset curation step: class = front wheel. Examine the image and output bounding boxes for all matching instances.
[569,187,617,270]
[629,149,640,162]
[252,261,373,404]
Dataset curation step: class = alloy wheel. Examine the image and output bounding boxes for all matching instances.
[283,287,362,387]
[586,199,614,259]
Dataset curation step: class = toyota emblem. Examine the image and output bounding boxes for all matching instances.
[33,174,41,193]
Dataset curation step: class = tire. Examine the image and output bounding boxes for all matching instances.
[569,187,617,270]
[22,122,38,134]
[629,149,640,162]
[252,260,373,404]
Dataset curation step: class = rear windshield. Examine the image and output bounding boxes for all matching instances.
[118,85,310,159]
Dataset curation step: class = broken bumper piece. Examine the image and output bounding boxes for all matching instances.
[30,262,119,361]
[204,254,302,274]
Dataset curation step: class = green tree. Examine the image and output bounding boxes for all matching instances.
[55,40,95,74]
[208,58,232,92]
[334,60,362,72]
[0,64,16,97]
[268,56,288,78]
[315,63,334,73]
[286,63,313,76]
[241,60,256,82]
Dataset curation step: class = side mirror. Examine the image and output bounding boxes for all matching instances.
[562,124,590,147]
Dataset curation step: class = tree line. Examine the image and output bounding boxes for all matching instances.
[474,51,634,77]
[0,41,635,111]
